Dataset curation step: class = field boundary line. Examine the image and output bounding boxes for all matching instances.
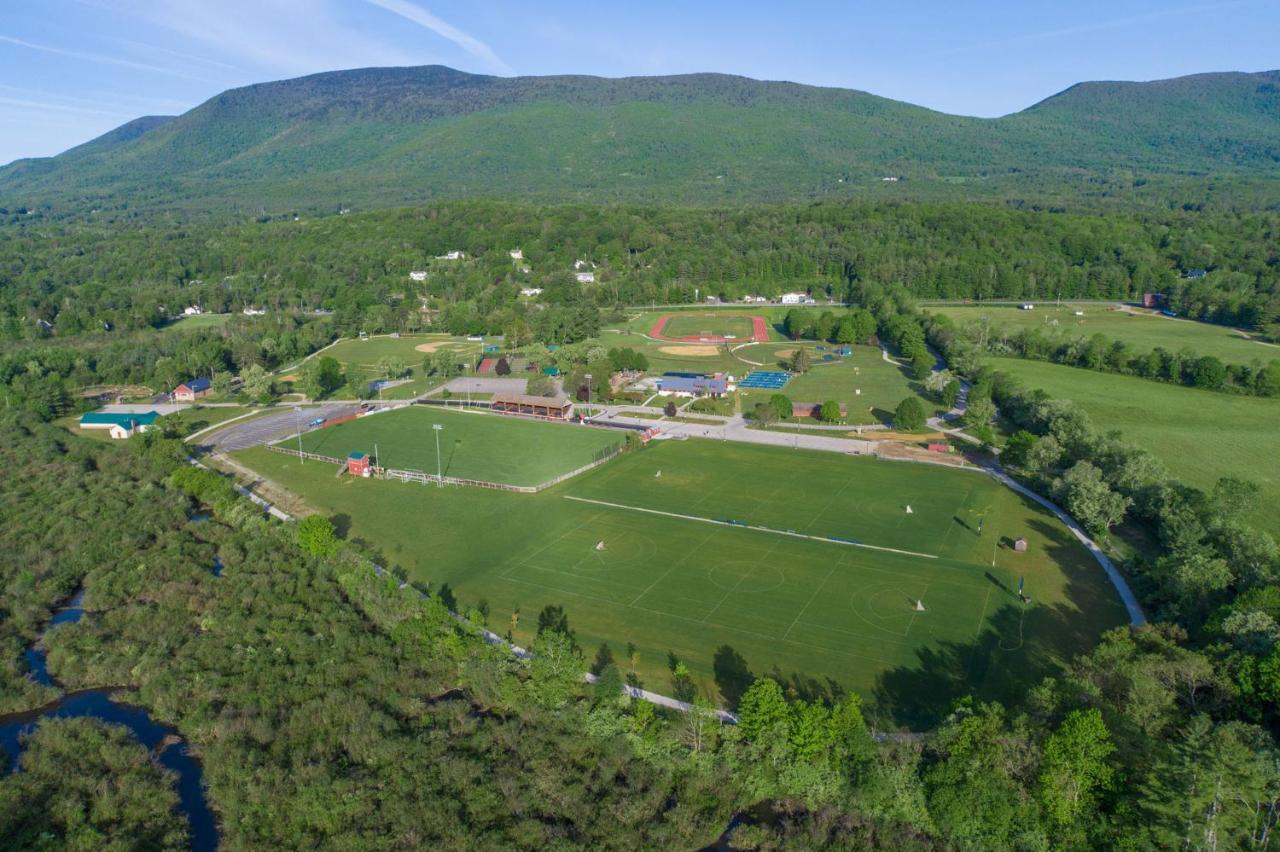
[781,561,839,641]
[563,496,938,559]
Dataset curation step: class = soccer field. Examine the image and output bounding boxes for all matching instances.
[237,437,1128,726]
[658,314,759,340]
[286,407,624,486]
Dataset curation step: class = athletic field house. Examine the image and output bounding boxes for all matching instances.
[241,405,1130,726]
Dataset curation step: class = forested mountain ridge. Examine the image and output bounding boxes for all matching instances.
[1,66,1277,218]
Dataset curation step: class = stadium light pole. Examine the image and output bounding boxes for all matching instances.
[585,373,592,415]
[293,404,304,465]
[433,424,443,487]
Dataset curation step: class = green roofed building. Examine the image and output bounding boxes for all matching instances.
[79,410,161,439]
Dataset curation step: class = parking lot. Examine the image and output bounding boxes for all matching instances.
[200,404,363,452]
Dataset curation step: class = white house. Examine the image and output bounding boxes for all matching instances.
[575,271,595,284]
[509,248,523,260]
[780,292,814,305]
[435,250,466,261]
[409,271,428,282]
[242,307,266,316]
[520,287,543,297]
[183,305,203,316]
[573,259,596,271]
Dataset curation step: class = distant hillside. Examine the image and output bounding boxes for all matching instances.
[1,66,1277,217]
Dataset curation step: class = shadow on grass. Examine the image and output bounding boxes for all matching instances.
[869,493,1130,729]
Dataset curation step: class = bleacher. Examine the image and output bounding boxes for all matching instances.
[739,370,791,389]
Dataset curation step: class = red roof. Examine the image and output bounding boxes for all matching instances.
[926,443,950,452]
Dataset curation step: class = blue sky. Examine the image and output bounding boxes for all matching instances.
[1,0,1275,165]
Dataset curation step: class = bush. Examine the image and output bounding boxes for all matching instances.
[297,515,339,557]
[893,396,927,431]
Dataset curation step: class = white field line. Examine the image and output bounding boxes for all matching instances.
[563,496,937,559]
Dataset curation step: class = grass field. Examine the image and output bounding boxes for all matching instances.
[236,437,1128,726]
[156,313,234,335]
[658,314,759,340]
[931,304,1277,364]
[287,406,624,486]
[312,334,482,399]
[752,344,941,425]
[987,357,1280,535]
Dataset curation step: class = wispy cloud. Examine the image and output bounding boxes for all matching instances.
[109,0,426,76]
[364,0,512,74]
[109,36,242,72]
[0,32,212,81]
[947,1,1253,54]
[0,94,133,119]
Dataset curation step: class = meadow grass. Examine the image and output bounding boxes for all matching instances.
[987,356,1280,534]
[236,437,1128,726]
[286,406,623,486]
[931,304,1278,364]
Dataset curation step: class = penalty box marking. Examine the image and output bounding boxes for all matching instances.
[563,496,938,560]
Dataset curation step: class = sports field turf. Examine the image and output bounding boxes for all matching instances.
[285,407,624,486]
[237,437,1129,726]
[658,314,759,340]
[931,304,1277,365]
[987,357,1280,535]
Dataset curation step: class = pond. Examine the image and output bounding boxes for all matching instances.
[2,589,219,851]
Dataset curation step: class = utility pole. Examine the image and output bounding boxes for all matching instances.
[432,424,443,486]
[293,405,304,464]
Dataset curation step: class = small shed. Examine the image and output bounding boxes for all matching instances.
[1013,537,1029,552]
[347,452,372,477]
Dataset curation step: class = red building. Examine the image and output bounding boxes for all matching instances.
[347,452,372,477]
[926,442,951,453]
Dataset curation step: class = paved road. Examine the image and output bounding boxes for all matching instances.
[199,403,363,452]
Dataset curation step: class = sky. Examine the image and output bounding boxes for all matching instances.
[1,0,1275,165]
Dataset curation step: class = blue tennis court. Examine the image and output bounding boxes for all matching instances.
[739,370,791,389]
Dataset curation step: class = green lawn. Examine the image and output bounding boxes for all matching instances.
[287,406,624,486]
[311,334,483,400]
[738,344,940,425]
[237,438,1128,726]
[660,313,758,340]
[987,357,1280,535]
[931,304,1278,365]
[156,313,234,335]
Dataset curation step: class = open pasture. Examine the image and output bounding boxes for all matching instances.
[286,406,623,487]
[930,304,1276,364]
[238,437,1128,725]
[986,357,1280,535]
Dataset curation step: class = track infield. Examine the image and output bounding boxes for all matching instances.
[649,313,769,343]
[235,438,1129,726]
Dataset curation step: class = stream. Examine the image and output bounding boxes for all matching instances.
[0,590,219,851]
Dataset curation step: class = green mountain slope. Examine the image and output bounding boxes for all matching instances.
[2,66,1277,216]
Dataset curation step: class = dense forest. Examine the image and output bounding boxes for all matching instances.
[2,199,1277,335]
